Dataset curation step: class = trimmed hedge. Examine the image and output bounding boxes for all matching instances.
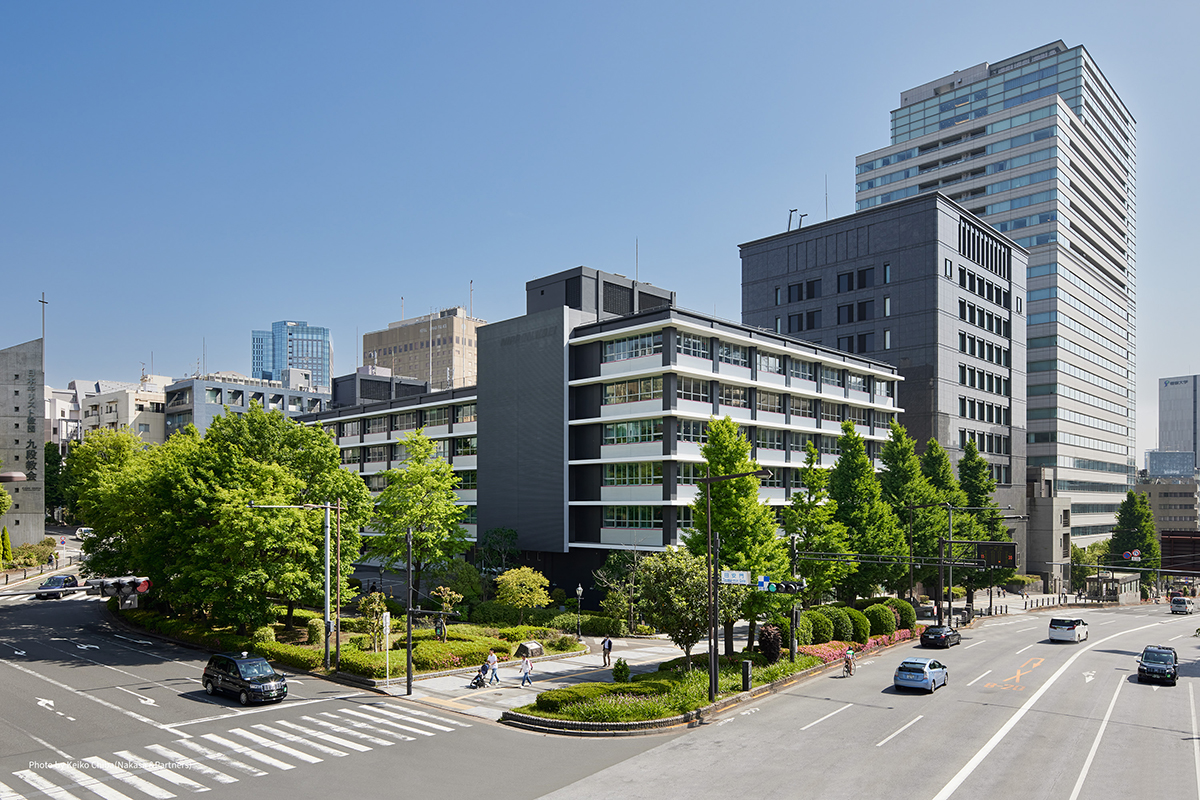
[547,613,628,637]
[845,607,871,645]
[253,641,324,671]
[535,681,674,713]
[408,638,512,672]
[812,606,853,643]
[802,610,833,644]
[863,604,898,636]
[884,597,916,630]
[794,613,813,646]
[493,625,557,643]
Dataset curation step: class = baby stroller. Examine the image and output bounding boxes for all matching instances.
[469,664,488,689]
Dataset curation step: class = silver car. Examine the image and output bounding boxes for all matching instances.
[894,657,948,693]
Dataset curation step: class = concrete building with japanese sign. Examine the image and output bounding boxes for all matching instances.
[0,339,45,546]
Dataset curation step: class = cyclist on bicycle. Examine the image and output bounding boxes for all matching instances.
[844,647,856,676]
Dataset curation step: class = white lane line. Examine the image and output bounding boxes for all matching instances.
[1014,627,1038,633]
[932,619,1162,800]
[143,745,239,784]
[1192,684,1200,800]
[0,780,28,800]
[1171,634,1186,642]
[965,640,987,650]
[1095,620,1118,626]
[1015,644,1035,655]
[0,658,185,737]
[83,757,176,799]
[12,771,80,800]
[800,703,853,731]
[966,670,992,687]
[1067,677,1124,800]
[111,751,210,793]
[876,715,922,747]
[45,763,133,800]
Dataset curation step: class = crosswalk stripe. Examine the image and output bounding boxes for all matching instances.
[298,716,394,747]
[143,746,239,785]
[387,705,472,727]
[83,757,176,799]
[335,708,435,737]
[280,719,378,750]
[316,712,414,742]
[178,739,272,776]
[225,729,322,765]
[111,752,209,793]
[12,770,81,800]
[360,706,454,732]
[0,780,27,800]
[46,763,134,800]
[249,724,348,758]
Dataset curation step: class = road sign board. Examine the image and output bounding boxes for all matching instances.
[758,575,769,591]
[720,570,751,586]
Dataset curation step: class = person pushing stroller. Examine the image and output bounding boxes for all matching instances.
[469,661,488,689]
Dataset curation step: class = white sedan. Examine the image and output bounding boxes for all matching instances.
[1048,618,1089,642]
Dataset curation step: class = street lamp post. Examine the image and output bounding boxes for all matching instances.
[575,584,583,640]
[696,467,771,704]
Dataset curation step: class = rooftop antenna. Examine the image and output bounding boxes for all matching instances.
[401,296,404,321]
[796,212,808,229]
[635,238,639,283]
[787,209,798,231]
[469,281,472,319]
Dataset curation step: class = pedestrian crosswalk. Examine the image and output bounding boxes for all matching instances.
[1,704,469,799]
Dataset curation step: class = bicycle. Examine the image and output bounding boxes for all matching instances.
[842,653,856,678]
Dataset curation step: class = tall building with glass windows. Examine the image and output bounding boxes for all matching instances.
[251,320,332,391]
[855,41,1135,548]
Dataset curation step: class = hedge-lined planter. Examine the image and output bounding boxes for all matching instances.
[338,644,589,688]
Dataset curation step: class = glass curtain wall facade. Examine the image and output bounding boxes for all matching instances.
[855,41,1135,544]
[251,320,331,390]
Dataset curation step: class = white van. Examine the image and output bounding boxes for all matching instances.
[1170,597,1195,615]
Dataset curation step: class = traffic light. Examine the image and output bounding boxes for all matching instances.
[765,580,805,594]
[84,577,152,607]
[978,542,1016,568]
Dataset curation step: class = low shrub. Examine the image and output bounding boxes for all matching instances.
[884,597,916,630]
[494,625,557,643]
[794,614,813,646]
[802,610,833,644]
[845,608,871,645]
[470,600,522,626]
[758,625,782,664]
[306,617,324,645]
[535,682,663,713]
[250,626,276,645]
[863,604,898,636]
[254,641,323,671]
[812,606,854,642]
[339,617,368,634]
[547,613,628,637]
[612,657,631,682]
[635,624,656,635]
[403,636,512,672]
[544,634,580,652]
[272,605,322,624]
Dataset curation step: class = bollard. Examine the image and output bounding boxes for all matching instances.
[742,659,752,692]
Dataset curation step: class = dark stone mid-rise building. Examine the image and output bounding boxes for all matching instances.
[0,339,45,546]
[740,193,1031,570]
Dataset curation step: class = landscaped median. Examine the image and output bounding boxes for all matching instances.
[502,627,922,735]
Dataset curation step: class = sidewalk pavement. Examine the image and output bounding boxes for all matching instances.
[386,634,688,721]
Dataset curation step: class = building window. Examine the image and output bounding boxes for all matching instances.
[603,506,663,529]
[677,462,705,485]
[806,309,822,329]
[603,418,664,444]
[857,332,874,352]
[137,423,150,434]
[857,300,874,321]
[794,397,816,419]
[820,366,844,388]
[393,412,419,431]
[364,446,388,463]
[838,305,854,325]
[755,428,785,450]
[883,297,891,317]
[774,317,781,333]
[774,288,781,306]
[946,259,954,278]
[857,268,874,289]
[458,470,478,489]
[821,402,842,423]
[757,391,783,414]
[719,384,748,408]
[433,439,450,460]
[788,314,802,333]
[757,352,783,375]
[884,329,892,349]
[603,332,663,363]
[365,417,387,434]
[847,373,868,393]
[339,420,360,437]
[604,462,663,486]
[454,437,478,456]
[678,419,707,443]
[806,279,822,299]
[678,377,711,403]
[847,406,867,426]
[788,284,802,303]
[603,377,664,405]
[790,360,816,382]
[455,403,477,423]
[425,407,449,426]
[837,272,854,293]
[837,336,854,353]
[341,448,360,465]
[883,263,891,284]
[820,435,841,455]
[677,332,711,360]
[718,342,749,367]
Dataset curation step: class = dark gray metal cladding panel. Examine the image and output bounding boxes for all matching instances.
[478,308,570,553]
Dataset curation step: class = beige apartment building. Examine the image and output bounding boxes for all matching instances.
[75,376,170,444]
[362,307,485,391]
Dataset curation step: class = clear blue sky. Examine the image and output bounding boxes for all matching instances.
[2,1,1194,460]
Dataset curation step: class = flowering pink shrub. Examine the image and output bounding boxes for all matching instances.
[796,628,917,664]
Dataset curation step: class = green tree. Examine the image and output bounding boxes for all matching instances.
[0,489,11,520]
[782,441,854,608]
[637,547,708,668]
[1107,491,1161,588]
[494,566,551,624]
[593,549,645,632]
[425,559,484,612]
[918,438,981,601]
[1071,541,1109,593]
[957,439,1013,595]
[43,442,65,513]
[64,427,148,526]
[877,423,943,600]
[368,429,468,603]
[476,527,519,598]
[0,525,12,565]
[828,420,905,600]
[358,592,390,652]
[682,416,788,653]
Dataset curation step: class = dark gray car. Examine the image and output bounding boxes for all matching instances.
[202,652,288,705]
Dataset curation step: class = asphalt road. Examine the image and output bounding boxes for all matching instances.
[4,573,1198,800]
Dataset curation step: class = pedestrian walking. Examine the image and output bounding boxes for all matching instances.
[487,649,500,685]
[519,655,533,687]
[602,635,613,667]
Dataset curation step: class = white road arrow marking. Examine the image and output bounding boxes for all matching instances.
[113,635,152,645]
[1083,671,1095,683]
[36,697,54,710]
[740,707,759,715]
[114,686,158,706]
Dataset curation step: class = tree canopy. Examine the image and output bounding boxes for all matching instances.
[1107,491,1160,587]
[782,441,854,608]
[637,547,708,666]
[494,566,551,625]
